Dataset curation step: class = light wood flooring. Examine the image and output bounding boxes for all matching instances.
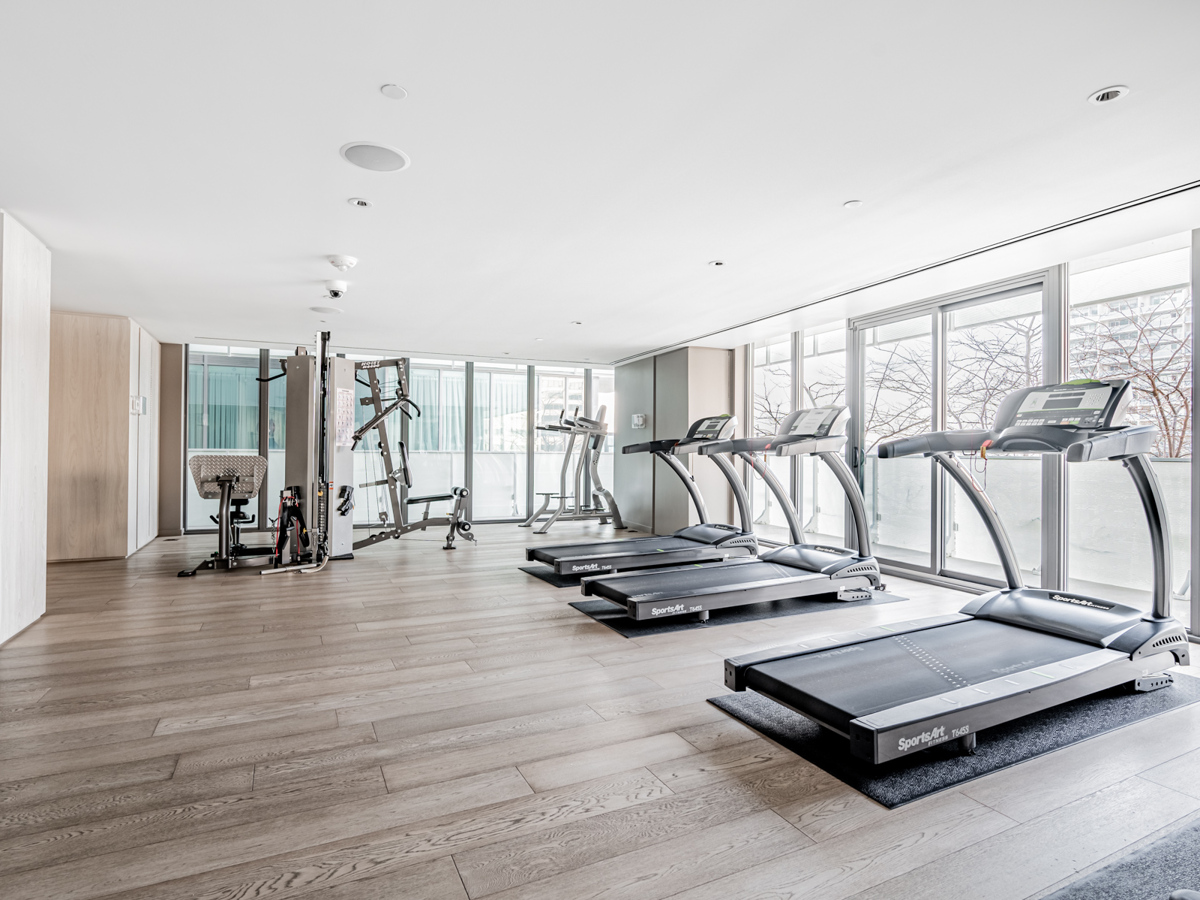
[2,522,1199,900]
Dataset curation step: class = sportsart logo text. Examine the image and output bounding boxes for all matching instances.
[1050,593,1112,610]
[898,725,946,753]
[572,563,603,572]
[651,605,686,616]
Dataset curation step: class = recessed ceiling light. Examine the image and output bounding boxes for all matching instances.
[843,200,864,209]
[1088,85,1130,105]
[380,84,408,100]
[310,306,343,315]
[708,260,725,266]
[340,142,410,172]
[534,337,544,342]
[348,197,373,208]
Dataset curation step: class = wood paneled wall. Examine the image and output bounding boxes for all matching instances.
[48,312,160,561]
[157,343,185,536]
[0,211,51,645]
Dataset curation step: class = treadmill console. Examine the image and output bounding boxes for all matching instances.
[1003,380,1130,431]
[684,415,738,443]
[782,406,848,438]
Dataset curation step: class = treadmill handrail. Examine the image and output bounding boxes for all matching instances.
[879,430,991,458]
[1122,453,1174,620]
[818,451,873,558]
[1065,425,1157,462]
[655,450,709,524]
[933,451,1023,590]
[622,439,679,454]
[737,451,803,544]
[707,452,754,534]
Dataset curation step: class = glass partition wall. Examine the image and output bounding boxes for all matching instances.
[185,350,612,530]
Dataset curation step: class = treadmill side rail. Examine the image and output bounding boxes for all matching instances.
[724,614,972,690]
[625,571,874,620]
[555,545,745,575]
[851,649,1174,763]
[579,557,763,594]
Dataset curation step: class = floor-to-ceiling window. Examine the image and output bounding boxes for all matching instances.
[860,315,934,567]
[844,237,1196,638]
[185,346,262,530]
[1067,234,1192,628]
[798,321,848,546]
[407,359,467,497]
[943,288,1044,584]
[473,363,528,519]
[187,348,615,531]
[751,334,795,542]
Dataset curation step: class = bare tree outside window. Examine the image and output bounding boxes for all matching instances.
[946,314,1042,431]
[862,322,933,453]
[1070,286,1192,458]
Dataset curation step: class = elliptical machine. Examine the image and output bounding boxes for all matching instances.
[522,405,623,534]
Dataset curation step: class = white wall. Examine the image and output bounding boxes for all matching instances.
[0,211,51,645]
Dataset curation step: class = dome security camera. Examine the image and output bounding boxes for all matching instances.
[325,279,348,300]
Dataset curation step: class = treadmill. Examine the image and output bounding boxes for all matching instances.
[581,406,884,621]
[724,380,1191,764]
[525,415,759,576]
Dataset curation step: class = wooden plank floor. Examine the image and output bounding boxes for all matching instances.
[1,522,1198,900]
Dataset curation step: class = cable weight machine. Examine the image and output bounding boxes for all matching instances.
[351,358,475,551]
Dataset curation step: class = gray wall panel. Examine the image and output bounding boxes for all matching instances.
[613,357,655,531]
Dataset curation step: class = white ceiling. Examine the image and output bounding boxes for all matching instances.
[1,1,1198,365]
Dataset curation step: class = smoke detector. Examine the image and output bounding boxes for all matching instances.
[329,255,358,272]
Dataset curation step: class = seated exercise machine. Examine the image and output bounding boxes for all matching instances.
[580,406,883,621]
[352,358,474,551]
[521,405,623,534]
[526,414,759,576]
[178,454,273,576]
[724,380,1191,763]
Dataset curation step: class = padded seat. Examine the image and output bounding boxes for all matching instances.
[406,493,456,504]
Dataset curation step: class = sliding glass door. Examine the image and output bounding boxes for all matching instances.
[859,315,934,568]
[852,282,1046,582]
[942,289,1044,584]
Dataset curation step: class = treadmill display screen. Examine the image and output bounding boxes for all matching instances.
[1012,385,1113,429]
[692,417,730,439]
[788,407,840,437]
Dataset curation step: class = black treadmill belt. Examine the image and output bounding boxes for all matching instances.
[588,560,805,602]
[529,536,702,564]
[747,619,1090,732]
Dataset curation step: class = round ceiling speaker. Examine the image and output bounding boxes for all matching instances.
[340,142,410,172]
